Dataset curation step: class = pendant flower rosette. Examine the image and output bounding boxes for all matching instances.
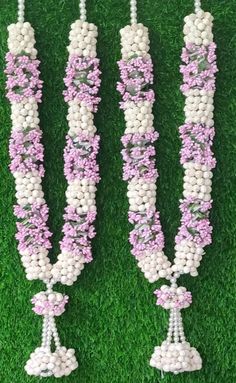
[118,9,217,375]
[5,15,101,379]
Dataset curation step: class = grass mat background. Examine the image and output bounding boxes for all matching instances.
[0,0,236,382]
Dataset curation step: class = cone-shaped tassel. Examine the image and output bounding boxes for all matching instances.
[150,285,202,374]
[25,289,78,377]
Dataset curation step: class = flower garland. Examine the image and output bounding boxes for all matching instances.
[117,8,217,374]
[5,14,101,378]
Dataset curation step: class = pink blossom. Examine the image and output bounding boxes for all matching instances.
[128,210,164,258]
[180,43,218,93]
[121,132,159,181]
[63,56,101,112]
[117,56,155,108]
[60,208,97,262]
[5,52,43,103]
[9,129,44,176]
[179,123,216,169]
[64,133,100,182]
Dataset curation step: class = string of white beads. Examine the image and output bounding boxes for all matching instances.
[79,0,87,22]
[171,11,215,277]
[184,90,214,127]
[120,23,150,60]
[124,101,154,135]
[66,179,97,214]
[67,101,96,136]
[18,0,25,23]
[7,22,37,58]
[127,178,156,212]
[137,251,172,283]
[194,0,202,13]
[51,252,85,286]
[130,0,137,25]
[183,11,213,46]
[68,20,97,58]
[11,98,40,131]
[120,23,171,283]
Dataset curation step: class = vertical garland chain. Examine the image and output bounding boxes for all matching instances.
[18,0,25,23]
[194,0,202,13]
[130,0,137,24]
[80,0,87,22]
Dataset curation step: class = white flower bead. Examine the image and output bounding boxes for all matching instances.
[183,12,213,46]
[67,20,97,57]
[25,346,78,377]
[11,98,39,131]
[20,247,52,281]
[173,240,204,276]
[182,162,212,201]
[7,22,37,58]
[66,179,97,213]
[124,101,154,134]
[67,101,96,136]
[137,250,172,283]
[127,178,156,212]
[51,252,85,285]
[184,91,214,126]
[120,23,150,60]
[150,341,202,373]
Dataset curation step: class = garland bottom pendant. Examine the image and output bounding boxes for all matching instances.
[25,285,78,377]
[150,283,202,373]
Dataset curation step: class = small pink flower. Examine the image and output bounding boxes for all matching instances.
[5,52,43,103]
[63,56,101,111]
[117,56,155,108]
[154,286,192,310]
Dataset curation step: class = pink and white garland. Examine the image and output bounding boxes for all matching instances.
[117,6,217,375]
[5,12,101,378]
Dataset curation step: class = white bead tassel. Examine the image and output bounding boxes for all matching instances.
[130,0,137,24]
[150,285,202,374]
[80,0,87,22]
[194,0,202,13]
[25,289,78,378]
[18,0,25,23]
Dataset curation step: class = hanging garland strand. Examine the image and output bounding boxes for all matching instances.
[117,2,217,375]
[5,0,101,378]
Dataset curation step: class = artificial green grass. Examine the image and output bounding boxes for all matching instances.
[0,0,236,382]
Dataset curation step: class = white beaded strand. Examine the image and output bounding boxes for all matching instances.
[194,0,202,13]
[18,0,25,23]
[79,0,87,22]
[130,0,137,24]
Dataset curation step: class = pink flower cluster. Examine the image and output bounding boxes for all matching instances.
[121,132,159,181]
[180,43,218,93]
[63,56,101,112]
[64,134,100,182]
[60,207,97,262]
[179,123,216,169]
[154,288,192,310]
[175,197,212,246]
[9,129,44,176]
[5,52,43,103]
[14,203,52,254]
[117,56,155,108]
[128,210,164,258]
[31,292,69,316]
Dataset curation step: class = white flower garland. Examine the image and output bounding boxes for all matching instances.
[5,2,101,378]
[118,2,217,375]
